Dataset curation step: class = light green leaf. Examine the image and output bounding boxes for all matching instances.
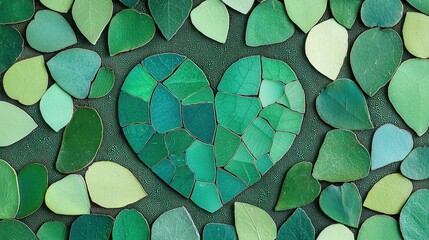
[0,160,19,219]
[284,0,327,33]
[191,0,229,43]
[151,207,199,240]
[403,12,429,59]
[223,0,254,14]
[235,202,276,240]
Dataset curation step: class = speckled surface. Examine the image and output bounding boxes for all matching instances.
[1,0,427,236]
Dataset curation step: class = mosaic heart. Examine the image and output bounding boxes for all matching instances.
[118,53,305,212]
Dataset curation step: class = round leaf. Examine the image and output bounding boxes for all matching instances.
[357,215,402,240]
[317,224,354,240]
[360,0,403,28]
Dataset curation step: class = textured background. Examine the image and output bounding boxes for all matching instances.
[1,0,427,237]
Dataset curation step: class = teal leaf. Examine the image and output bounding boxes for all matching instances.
[400,189,429,240]
[277,208,315,240]
[151,207,199,240]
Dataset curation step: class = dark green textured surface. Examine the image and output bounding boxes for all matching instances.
[1,0,428,236]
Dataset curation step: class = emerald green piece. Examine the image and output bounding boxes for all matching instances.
[108,9,155,56]
[113,209,149,240]
[0,220,36,240]
[351,29,402,96]
[26,10,77,53]
[259,80,285,107]
[260,104,303,134]
[183,103,216,143]
[401,147,429,180]
[69,215,114,240]
[89,67,115,98]
[85,161,147,208]
[186,141,216,182]
[225,143,260,185]
[270,132,296,162]
[361,0,403,27]
[216,169,247,203]
[317,224,354,240]
[56,107,102,173]
[149,0,192,40]
[388,59,429,136]
[243,117,274,158]
[319,183,362,228]
[235,202,276,240]
[262,56,297,83]
[182,87,214,105]
[40,0,73,13]
[16,163,47,219]
[284,0,327,33]
[313,129,371,182]
[330,0,362,29]
[218,56,261,95]
[215,93,261,134]
[138,133,168,167]
[190,0,229,43]
[0,101,37,147]
[121,64,157,101]
[305,19,348,80]
[283,81,306,113]
[246,0,295,47]
[47,48,101,99]
[169,167,195,198]
[123,124,154,153]
[222,0,253,14]
[0,160,19,219]
[256,155,273,175]
[45,174,90,215]
[166,129,195,155]
[118,92,150,127]
[364,173,413,215]
[152,207,199,240]
[37,221,68,240]
[215,125,241,167]
[72,0,113,44]
[400,189,429,240]
[316,79,373,130]
[275,162,321,211]
[40,84,73,132]
[191,181,222,213]
[403,12,429,59]
[0,25,23,74]
[152,159,176,183]
[150,85,182,133]
[406,0,429,15]
[277,208,315,240]
[3,55,48,105]
[119,0,139,8]
[0,0,34,24]
[357,216,402,240]
[164,59,209,100]
[170,154,186,167]
[203,223,237,240]
[142,53,186,81]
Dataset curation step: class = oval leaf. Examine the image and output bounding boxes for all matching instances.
[360,0,403,28]
[69,215,113,240]
[40,84,74,132]
[284,0,327,33]
[401,147,429,180]
[0,101,37,147]
[191,0,230,43]
[317,224,354,240]
[0,25,23,74]
[40,0,73,13]
[152,207,199,240]
[235,202,276,240]
[0,160,19,219]
[403,12,429,59]
[113,209,149,240]
[358,215,402,240]
[37,221,68,240]
[0,220,36,240]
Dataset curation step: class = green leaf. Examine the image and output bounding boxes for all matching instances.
[222,0,254,14]
[403,12,429,59]
[151,207,199,240]
[149,0,192,40]
[400,189,429,240]
[56,107,103,174]
[40,84,74,132]
[235,202,276,240]
[88,67,115,98]
[275,162,321,211]
[284,0,327,33]
[72,0,113,45]
[313,129,371,182]
[69,215,114,240]
[0,160,19,219]
[203,223,237,240]
[330,0,362,29]
[358,215,402,240]
[190,0,229,43]
[37,221,68,240]
[319,183,362,228]
[119,0,139,8]
[364,173,412,215]
[351,28,403,97]
[305,19,348,80]
[0,101,37,147]
[0,25,23,74]
[316,79,373,130]
[0,220,36,240]
[3,56,48,105]
[16,163,48,219]
[0,0,34,24]
[108,9,155,56]
[40,0,74,13]
[113,209,149,240]
[405,0,429,15]
[388,59,429,136]
[401,147,429,180]
[85,161,147,208]
[360,0,403,28]
[245,0,295,47]
[317,224,354,240]
[277,208,315,240]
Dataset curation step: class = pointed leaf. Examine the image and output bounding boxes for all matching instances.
[0,160,19,219]
[277,208,315,240]
[284,0,327,33]
[235,202,276,240]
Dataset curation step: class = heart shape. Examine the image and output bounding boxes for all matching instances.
[118,53,305,212]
